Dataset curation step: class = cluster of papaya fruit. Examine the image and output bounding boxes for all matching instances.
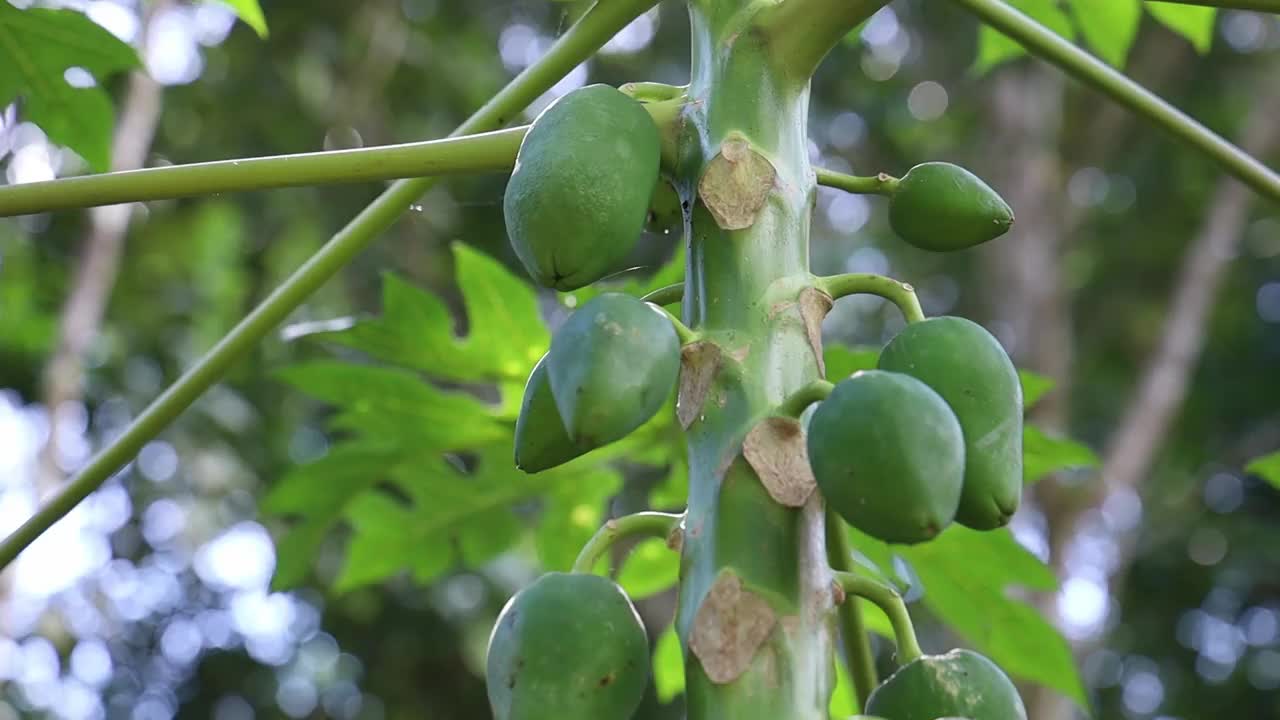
[490,81,1028,719]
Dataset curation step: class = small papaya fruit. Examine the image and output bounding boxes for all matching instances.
[878,317,1023,530]
[888,162,1013,252]
[806,370,965,544]
[514,354,598,473]
[504,84,661,290]
[547,292,679,446]
[646,178,684,234]
[865,649,1027,720]
[486,572,649,720]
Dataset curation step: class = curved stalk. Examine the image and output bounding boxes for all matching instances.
[652,303,701,345]
[0,0,663,572]
[950,0,1280,204]
[759,0,891,80]
[571,511,684,574]
[776,380,835,419]
[833,571,924,665]
[815,167,899,196]
[820,274,926,324]
[0,128,525,217]
[826,511,878,709]
[640,282,684,307]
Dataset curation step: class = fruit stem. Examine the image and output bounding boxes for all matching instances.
[0,128,525,218]
[948,0,1280,204]
[0,0,663,572]
[820,274,926,324]
[833,571,924,665]
[651,303,700,345]
[776,380,835,419]
[571,511,684,574]
[815,167,899,196]
[825,511,879,709]
[620,81,689,102]
[640,283,684,307]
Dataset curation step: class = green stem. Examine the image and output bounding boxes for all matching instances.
[571,511,683,574]
[0,128,525,218]
[0,0,662,572]
[820,274,926,324]
[815,167,899,196]
[1146,0,1280,10]
[653,304,700,345]
[620,81,688,102]
[640,283,684,307]
[759,0,891,80]
[833,571,923,665]
[825,511,878,710]
[776,380,835,419]
[950,0,1280,204]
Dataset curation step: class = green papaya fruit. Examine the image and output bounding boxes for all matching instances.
[504,84,661,290]
[807,370,965,544]
[888,162,1013,252]
[547,293,680,446]
[514,354,599,473]
[865,649,1027,720]
[646,178,684,234]
[486,572,650,720]
[878,317,1023,530]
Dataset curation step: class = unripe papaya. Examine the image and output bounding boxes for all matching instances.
[504,84,661,290]
[865,649,1027,720]
[878,317,1023,530]
[888,162,1013,252]
[807,370,964,544]
[547,293,679,446]
[486,572,650,720]
[514,354,597,473]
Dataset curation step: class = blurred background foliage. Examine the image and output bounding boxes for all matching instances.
[1,1,1279,719]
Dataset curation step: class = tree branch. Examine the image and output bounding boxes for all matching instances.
[948,0,1280,204]
[759,0,890,80]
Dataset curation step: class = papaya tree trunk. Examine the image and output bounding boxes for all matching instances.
[672,2,883,717]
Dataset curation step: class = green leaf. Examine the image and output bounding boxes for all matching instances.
[652,623,685,702]
[897,526,1085,705]
[824,344,879,380]
[616,537,680,600]
[0,3,139,171]
[829,651,859,716]
[1068,0,1142,67]
[1024,423,1099,484]
[296,244,548,383]
[975,0,1075,73]
[1145,3,1216,53]
[1020,369,1056,410]
[213,0,268,38]
[1246,450,1280,490]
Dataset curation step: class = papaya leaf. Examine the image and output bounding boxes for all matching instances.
[292,243,548,383]
[975,0,1075,74]
[1068,0,1142,68]
[1020,369,1056,410]
[616,537,680,600]
[213,0,268,38]
[0,2,139,171]
[829,652,859,716]
[898,526,1085,706]
[1246,450,1280,490]
[1145,3,1216,54]
[1024,423,1100,484]
[652,623,685,703]
[823,344,879,380]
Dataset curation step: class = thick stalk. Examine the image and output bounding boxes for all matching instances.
[948,0,1280,204]
[0,0,661,572]
[673,2,867,718]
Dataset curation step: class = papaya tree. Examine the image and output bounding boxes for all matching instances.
[1,0,1278,718]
